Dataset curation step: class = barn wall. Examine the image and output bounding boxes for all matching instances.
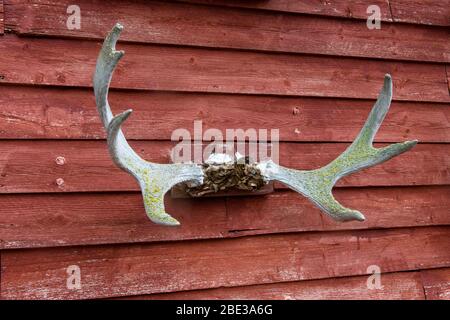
[0,0,449,299]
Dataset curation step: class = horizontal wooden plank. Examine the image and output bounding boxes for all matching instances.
[0,193,228,249]
[2,226,449,299]
[0,35,448,102]
[175,0,393,22]
[1,186,449,249]
[0,193,198,248]
[1,86,449,142]
[4,0,449,63]
[179,0,450,27]
[421,268,450,300]
[390,0,450,26]
[227,186,450,236]
[126,271,425,300]
[0,141,448,194]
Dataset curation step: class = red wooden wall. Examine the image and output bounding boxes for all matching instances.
[0,0,449,300]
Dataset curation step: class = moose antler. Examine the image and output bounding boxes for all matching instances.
[257,75,418,221]
[94,23,418,225]
[93,23,203,226]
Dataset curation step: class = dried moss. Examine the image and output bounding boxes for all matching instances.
[186,160,266,197]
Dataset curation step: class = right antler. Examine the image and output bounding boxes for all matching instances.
[93,23,203,226]
[257,75,418,222]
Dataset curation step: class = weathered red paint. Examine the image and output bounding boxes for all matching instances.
[0,0,449,300]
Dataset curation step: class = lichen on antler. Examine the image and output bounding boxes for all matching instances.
[93,23,203,226]
[257,75,418,222]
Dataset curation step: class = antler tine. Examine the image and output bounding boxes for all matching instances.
[259,74,418,222]
[94,23,203,226]
[93,23,144,172]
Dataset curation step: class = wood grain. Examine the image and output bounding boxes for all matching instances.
[4,0,449,62]
[1,0,449,300]
[1,226,449,299]
[0,186,449,249]
[0,35,448,102]
[421,268,450,300]
[0,141,448,194]
[0,193,228,249]
[1,86,449,142]
[175,0,393,22]
[180,0,450,27]
[390,0,450,26]
[126,271,425,300]
[227,186,450,236]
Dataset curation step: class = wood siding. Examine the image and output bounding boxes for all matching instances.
[0,0,449,300]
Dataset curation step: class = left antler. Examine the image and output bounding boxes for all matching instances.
[257,74,418,221]
[93,23,203,226]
